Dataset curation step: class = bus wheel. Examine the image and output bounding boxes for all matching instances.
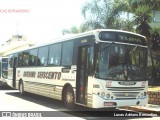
[63,86,75,109]
[19,81,24,96]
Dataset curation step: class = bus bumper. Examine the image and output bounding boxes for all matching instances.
[92,94,148,108]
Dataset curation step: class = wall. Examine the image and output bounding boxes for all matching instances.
[148,91,160,105]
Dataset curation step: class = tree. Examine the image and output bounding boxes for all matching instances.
[70,26,79,34]
[150,28,160,84]
[80,0,160,85]
[62,29,70,35]
[81,0,135,31]
[131,2,160,85]
[133,5,152,37]
[62,26,79,35]
[81,0,109,30]
[151,28,160,51]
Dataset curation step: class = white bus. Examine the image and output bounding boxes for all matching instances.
[7,29,148,109]
[0,57,8,86]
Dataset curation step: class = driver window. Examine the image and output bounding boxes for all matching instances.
[108,45,119,68]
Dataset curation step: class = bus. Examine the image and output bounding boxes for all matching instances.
[0,57,8,86]
[6,29,148,109]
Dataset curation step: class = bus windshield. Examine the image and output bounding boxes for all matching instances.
[95,43,147,81]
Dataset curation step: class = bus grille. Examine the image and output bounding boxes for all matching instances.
[112,92,139,99]
[107,87,145,99]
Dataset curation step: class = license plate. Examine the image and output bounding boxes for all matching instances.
[104,102,115,106]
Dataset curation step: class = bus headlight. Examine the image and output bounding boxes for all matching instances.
[101,92,105,98]
[106,93,110,99]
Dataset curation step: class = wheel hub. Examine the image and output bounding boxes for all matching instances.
[66,92,73,104]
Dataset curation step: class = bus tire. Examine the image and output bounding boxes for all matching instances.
[63,86,75,109]
[19,81,24,96]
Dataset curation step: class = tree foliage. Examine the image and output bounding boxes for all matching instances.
[151,28,160,51]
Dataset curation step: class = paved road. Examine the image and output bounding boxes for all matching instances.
[0,86,159,119]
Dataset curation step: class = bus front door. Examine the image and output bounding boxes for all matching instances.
[76,46,89,105]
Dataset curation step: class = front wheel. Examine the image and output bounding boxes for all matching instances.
[19,81,24,96]
[63,86,75,109]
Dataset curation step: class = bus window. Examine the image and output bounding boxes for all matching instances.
[22,51,30,66]
[29,49,38,66]
[62,41,73,66]
[0,58,8,79]
[48,43,62,66]
[18,52,22,67]
[37,46,49,66]
[9,54,14,68]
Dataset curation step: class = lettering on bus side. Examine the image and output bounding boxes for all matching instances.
[23,71,36,78]
[23,71,61,80]
[37,72,61,80]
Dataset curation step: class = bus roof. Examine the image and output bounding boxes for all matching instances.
[28,29,146,46]
[8,29,146,55]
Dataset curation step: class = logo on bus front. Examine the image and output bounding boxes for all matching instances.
[118,81,136,86]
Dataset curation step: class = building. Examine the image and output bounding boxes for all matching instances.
[0,35,35,57]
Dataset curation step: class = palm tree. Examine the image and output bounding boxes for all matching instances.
[133,5,152,37]
[80,0,160,84]
[151,28,160,51]
[150,28,160,84]
[81,0,107,30]
[133,5,160,84]
[81,0,135,31]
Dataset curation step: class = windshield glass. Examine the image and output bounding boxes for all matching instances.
[95,43,147,81]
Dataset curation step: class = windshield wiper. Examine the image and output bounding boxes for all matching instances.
[130,44,138,54]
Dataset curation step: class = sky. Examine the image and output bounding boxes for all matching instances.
[0,0,87,45]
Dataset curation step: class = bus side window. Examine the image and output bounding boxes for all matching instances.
[22,51,30,66]
[29,49,38,66]
[48,43,62,66]
[9,54,14,68]
[62,41,73,66]
[18,52,22,67]
[37,46,49,66]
